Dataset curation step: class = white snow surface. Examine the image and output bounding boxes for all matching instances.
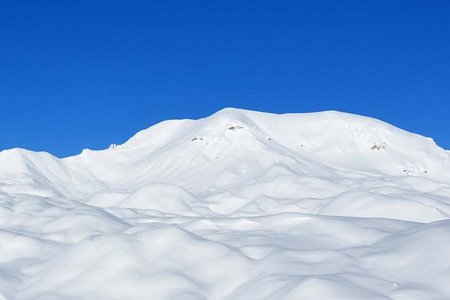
[1,108,450,299]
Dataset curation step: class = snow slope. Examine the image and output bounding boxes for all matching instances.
[1,108,450,299]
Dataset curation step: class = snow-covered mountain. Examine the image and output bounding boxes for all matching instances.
[1,108,450,299]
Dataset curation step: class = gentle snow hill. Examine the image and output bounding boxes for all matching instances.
[69,108,450,184]
[52,108,450,218]
[1,108,450,300]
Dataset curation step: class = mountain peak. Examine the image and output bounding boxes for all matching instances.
[59,109,449,195]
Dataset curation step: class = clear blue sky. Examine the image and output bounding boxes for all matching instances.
[1,0,449,157]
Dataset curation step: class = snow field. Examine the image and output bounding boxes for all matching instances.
[1,108,450,299]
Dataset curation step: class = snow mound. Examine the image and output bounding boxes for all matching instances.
[1,108,450,299]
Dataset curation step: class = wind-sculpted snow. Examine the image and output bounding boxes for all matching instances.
[1,108,450,299]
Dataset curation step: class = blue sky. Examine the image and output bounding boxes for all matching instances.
[1,0,449,157]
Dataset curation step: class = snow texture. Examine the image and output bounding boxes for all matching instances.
[1,108,450,299]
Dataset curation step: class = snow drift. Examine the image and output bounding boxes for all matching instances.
[1,108,450,299]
